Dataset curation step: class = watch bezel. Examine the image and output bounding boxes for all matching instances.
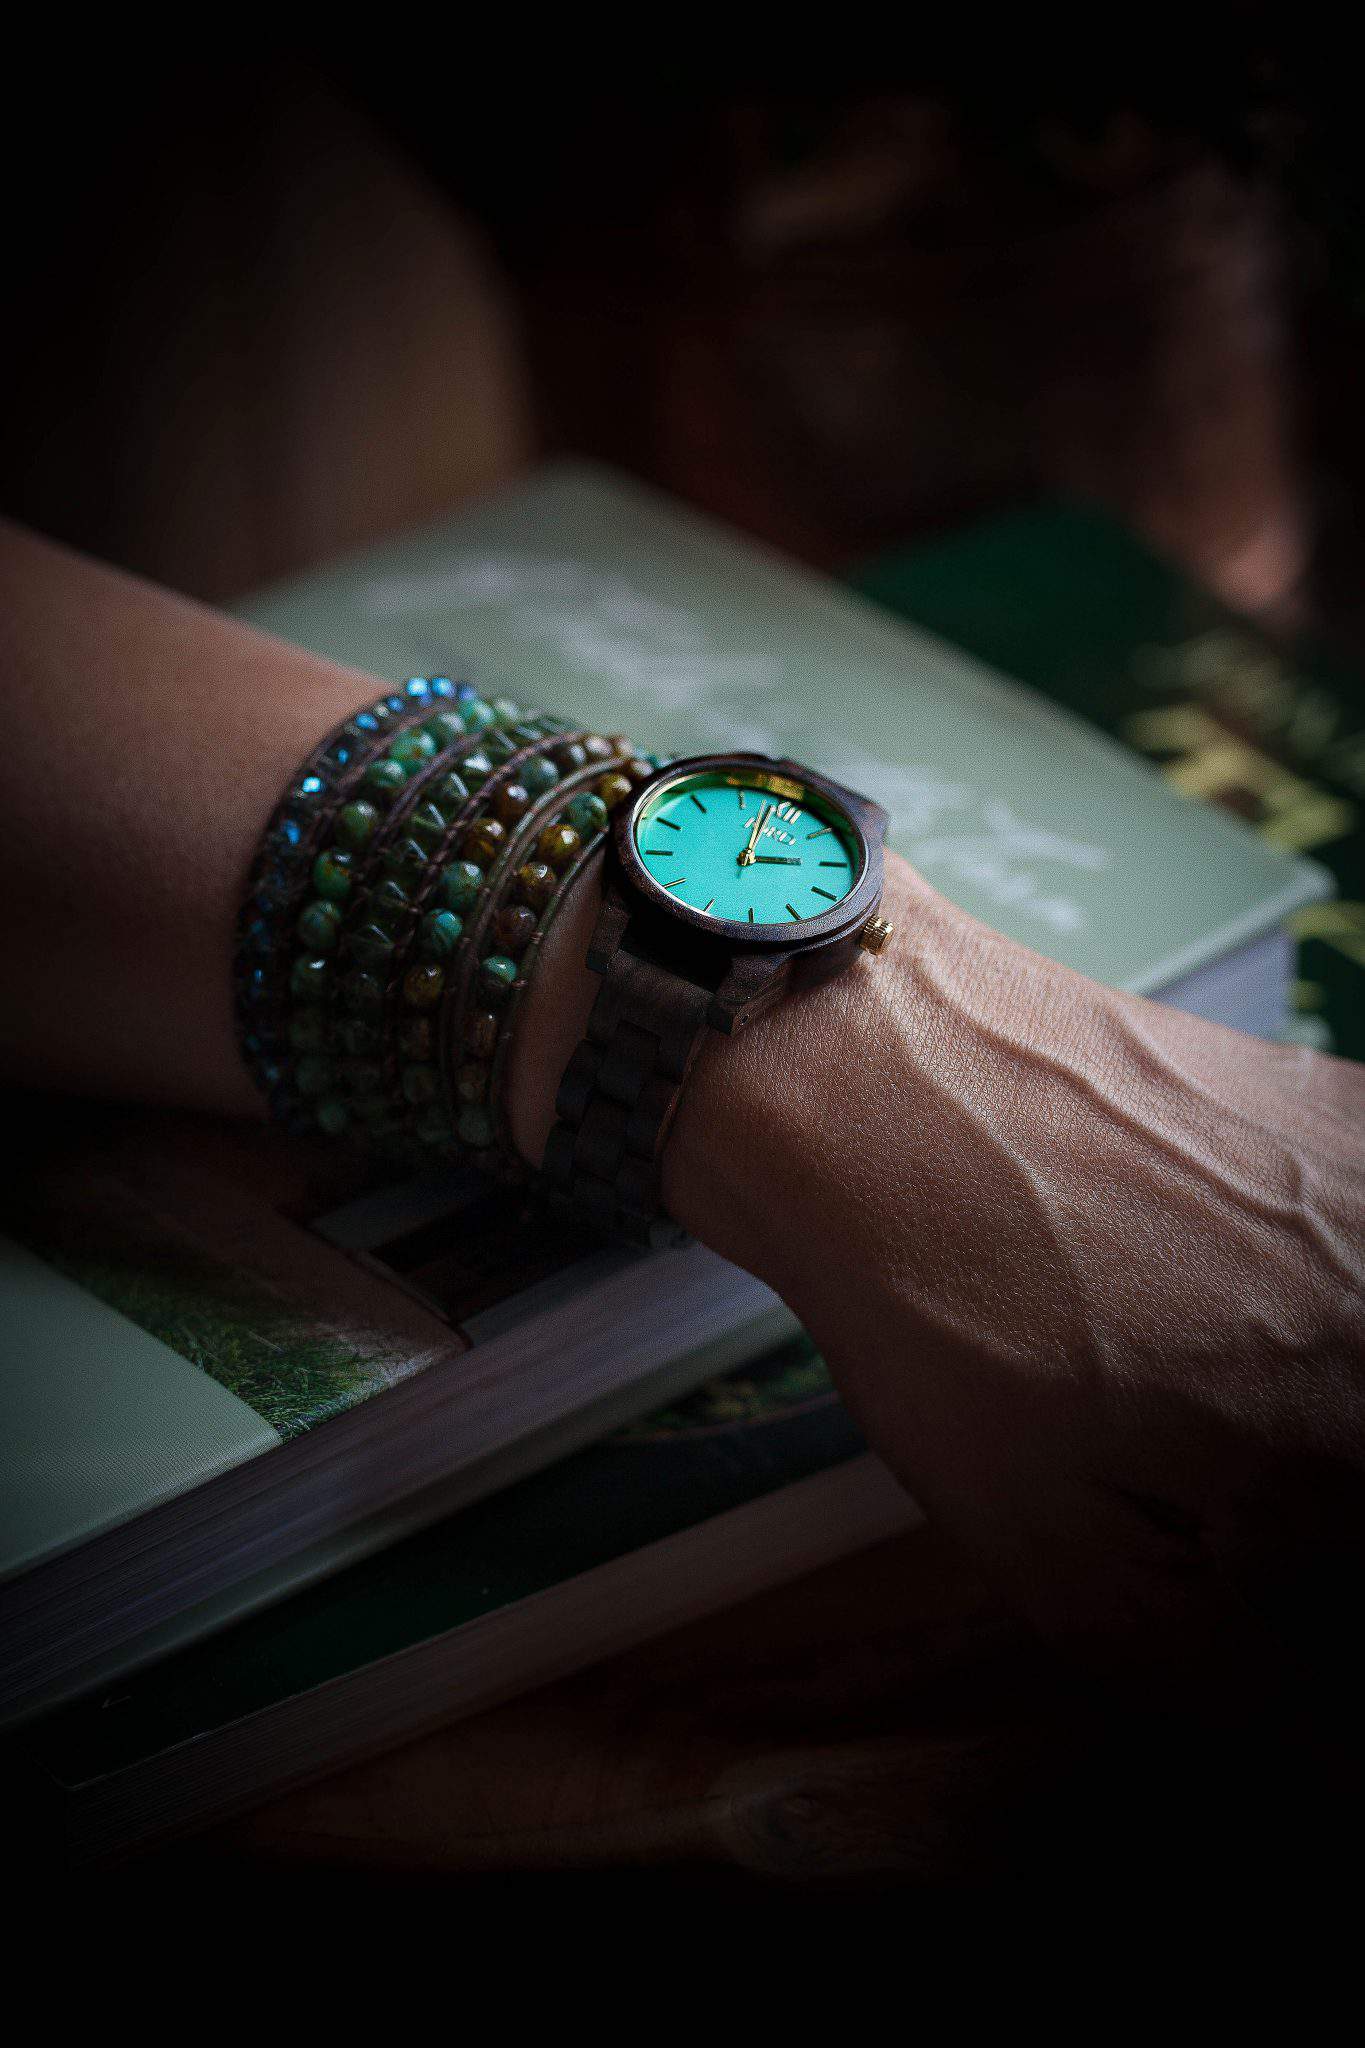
[614,752,886,950]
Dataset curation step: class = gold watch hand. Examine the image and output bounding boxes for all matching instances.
[739,802,771,866]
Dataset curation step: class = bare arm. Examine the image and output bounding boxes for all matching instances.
[7,521,1365,1683]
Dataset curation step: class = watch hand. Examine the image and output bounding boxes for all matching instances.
[738,802,771,867]
[750,855,801,864]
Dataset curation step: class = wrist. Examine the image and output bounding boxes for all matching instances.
[509,849,966,1289]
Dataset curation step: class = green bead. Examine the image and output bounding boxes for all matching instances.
[382,837,428,879]
[288,1008,328,1053]
[391,728,438,770]
[336,801,380,851]
[478,953,517,1003]
[367,877,411,929]
[484,730,516,763]
[290,954,331,1002]
[522,755,560,798]
[457,1104,495,1149]
[460,697,498,735]
[432,771,469,811]
[402,1063,440,1106]
[348,923,395,971]
[312,849,354,901]
[425,712,465,749]
[296,898,342,951]
[440,860,484,913]
[461,751,494,789]
[409,801,448,849]
[316,1096,351,1137]
[419,909,463,959]
[295,1054,335,1097]
[362,757,409,804]
[491,697,521,726]
[564,792,609,838]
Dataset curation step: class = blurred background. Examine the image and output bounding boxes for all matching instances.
[4,45,1363,641]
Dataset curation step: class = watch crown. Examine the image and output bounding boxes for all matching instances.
[857,914,894,957]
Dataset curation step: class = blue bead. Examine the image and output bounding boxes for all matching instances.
[355,711,379,732]
[384,693,405,714]
[404,676,431,699]
[430,676,455,698]
[299,773,325,797]
[242,916,272,957]
[275,814,304,849]
[454,680,478,702]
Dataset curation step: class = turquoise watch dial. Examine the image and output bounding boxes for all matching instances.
[632,767,863,927]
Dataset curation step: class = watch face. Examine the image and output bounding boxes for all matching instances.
[632,766,865,928]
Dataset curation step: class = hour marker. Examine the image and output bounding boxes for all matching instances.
[690,793,708,813]
[812,886,837,901]
[737,790,747,809]
[747,907,754,921]
[645,848,674,856]
[663,877,687,890]
[785,902,801,920]
[702,898,715,912]
[819,860,847,868]
[807,827,832,840]
[659,817,681,831]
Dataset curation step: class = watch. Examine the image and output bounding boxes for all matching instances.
[542,751,892,1246]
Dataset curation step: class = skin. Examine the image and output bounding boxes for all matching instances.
[5,521,1365,1689]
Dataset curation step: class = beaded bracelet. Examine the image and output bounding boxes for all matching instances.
[235,677,475,1116]
[432,744,636,1158]
[236,679,656,1188]
[275,689,555,1133]
[330,716,581,1144]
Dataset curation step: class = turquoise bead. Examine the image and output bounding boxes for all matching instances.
[362,757,409,803]
[316,1097,351,1137]
[296,898,341,951]
[460,698,498,735]
[564,792,609,838]
[461,752,493,789]
[522,755,560,797]
[402,1063,439,1106]
[312,849,353,901]
[441,860,483,912]
[290,955,331,1001]
[457,1104,494,1148]
[491,697,521,726]
[295,1054,334,1097]
[391,728,438,770]
[288,1009,328,1053]
[336,801,380,851]
[478,953,517,1003]
[419,909,463,958]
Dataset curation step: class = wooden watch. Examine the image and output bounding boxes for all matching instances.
[542,753,892,1246]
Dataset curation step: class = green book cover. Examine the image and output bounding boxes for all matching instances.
[239,462,1328,995]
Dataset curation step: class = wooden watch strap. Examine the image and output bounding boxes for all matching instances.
[541,945,712,1249]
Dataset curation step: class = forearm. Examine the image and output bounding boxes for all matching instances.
[517,852,1365,1667]
[0,520,377,1112]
